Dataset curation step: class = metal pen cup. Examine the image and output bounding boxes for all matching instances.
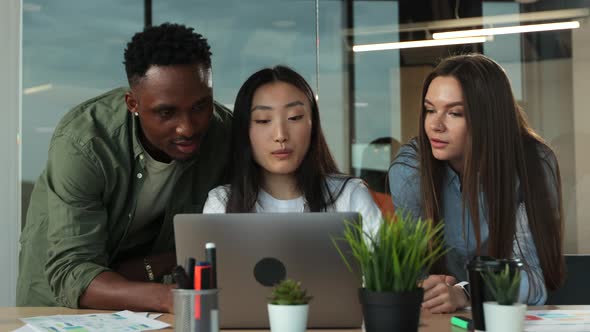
[172,288,219,332]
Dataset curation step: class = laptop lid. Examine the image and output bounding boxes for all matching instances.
[173,212,363,328]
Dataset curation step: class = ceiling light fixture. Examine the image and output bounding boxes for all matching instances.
[23,84,53,95]
[353,36,487,52]
[432,20,580,39]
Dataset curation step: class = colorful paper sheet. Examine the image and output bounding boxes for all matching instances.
[18,310,169,332]
[525,310,590,331]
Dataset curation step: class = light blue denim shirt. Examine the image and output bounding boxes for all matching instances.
[388,139,559,305]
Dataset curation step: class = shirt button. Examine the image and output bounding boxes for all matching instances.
[137,173,143,179]
[128,213,132,219]
[139,154,144,160]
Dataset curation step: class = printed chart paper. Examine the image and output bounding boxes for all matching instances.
[525,310,590,331]
[19,310,169,332]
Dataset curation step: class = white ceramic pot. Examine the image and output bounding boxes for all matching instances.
[267,303,309,332]
[483,301,526,332]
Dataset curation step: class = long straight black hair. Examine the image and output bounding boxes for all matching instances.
[415,54,564,291]
[226,65,347,212]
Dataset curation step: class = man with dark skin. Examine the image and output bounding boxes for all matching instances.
[80,64,215,311]
[17,23,232,313]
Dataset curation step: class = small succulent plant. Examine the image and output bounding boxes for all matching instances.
[482,264,521,305]
[268,279,313,305]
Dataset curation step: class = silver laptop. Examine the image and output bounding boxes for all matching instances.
[173,212,363,328]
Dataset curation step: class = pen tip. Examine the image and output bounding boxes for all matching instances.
[206,242,216,249]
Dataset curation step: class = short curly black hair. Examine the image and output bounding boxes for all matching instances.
[124,23,212,86]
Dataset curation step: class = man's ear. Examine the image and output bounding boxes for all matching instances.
[125,91,139,114]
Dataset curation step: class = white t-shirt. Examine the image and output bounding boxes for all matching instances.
[203,175,382,236]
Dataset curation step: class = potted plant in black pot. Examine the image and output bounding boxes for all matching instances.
[332,212,446,332]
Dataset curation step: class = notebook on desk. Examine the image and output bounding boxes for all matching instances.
[173,212,363,328]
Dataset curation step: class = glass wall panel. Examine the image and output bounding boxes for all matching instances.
[22,0,144,222]
[21,0,590,253]
[351,1,400,194]
[153,0,318,114]
[344,0,590,253]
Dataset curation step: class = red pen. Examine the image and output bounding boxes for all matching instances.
[194,262,211,319]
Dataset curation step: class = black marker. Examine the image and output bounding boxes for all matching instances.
[172,265,190,289]
[205,242,217,289]
[185,257,196,290]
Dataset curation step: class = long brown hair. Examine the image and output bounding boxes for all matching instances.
[418,54,564,291]
[226,65,347,212]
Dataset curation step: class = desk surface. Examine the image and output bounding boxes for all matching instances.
[1,305,585,331]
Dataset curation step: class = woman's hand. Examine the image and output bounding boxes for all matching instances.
[421,274,469,313]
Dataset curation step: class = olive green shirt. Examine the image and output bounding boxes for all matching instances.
[17,87,232,308]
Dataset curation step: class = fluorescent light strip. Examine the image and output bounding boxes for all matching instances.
[433,20,580,39]
[23,84,53,95]
[353,36,487,52]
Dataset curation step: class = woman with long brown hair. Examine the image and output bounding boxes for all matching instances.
[389,54,564,313]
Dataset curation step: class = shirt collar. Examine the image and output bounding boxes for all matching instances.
[131,112,145,160]
[444,162,461,189]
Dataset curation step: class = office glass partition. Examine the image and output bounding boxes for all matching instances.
[342,0,589,253]
[22,0,144,224]
[21,0,590,253]
[153,0,318,110]
[350,1,401,188]
[154,0,354,175]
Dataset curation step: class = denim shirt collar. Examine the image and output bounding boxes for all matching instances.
[443,162,462,194]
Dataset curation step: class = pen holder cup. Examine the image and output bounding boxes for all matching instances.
[173,288,220,332]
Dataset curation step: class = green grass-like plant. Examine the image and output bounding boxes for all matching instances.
[481,264,521,305]
[332,211,447,293]
[268,279,313,305]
